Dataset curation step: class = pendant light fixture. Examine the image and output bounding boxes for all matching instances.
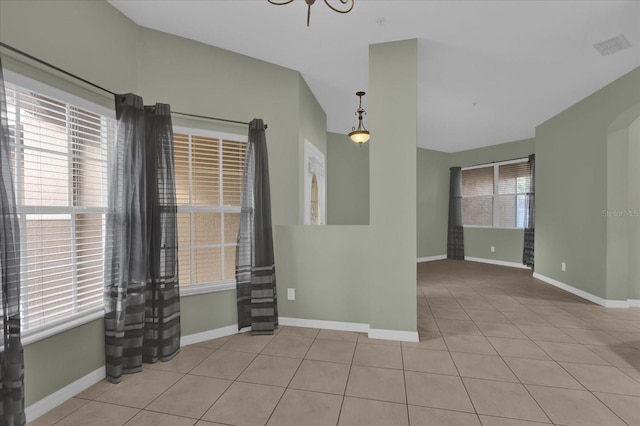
[267,0,354,27]
[349,91,370,146]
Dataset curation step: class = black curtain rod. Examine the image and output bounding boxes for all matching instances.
[0,42,266,129]
[171,111,252,127]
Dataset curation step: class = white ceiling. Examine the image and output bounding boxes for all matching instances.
[109,0,639,152]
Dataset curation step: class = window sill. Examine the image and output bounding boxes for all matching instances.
[21,308,104,347]
[16,283,236,348]
[180,281,236,297]
[463,226,525,230]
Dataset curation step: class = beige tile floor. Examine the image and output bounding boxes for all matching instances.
[30,260,640,425]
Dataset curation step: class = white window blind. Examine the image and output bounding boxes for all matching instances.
[5,81,114,334]
[462,167,494,226]
[461,159,531,228]
[174,130,246,292]
[498,162,532,228]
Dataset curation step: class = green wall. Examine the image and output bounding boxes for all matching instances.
[1,0,136,408]
[464,228,525,264]
[275,226,369,324]
[134,26,301,227]
[24,320,105,406]
[1,0,328,409]
[416,148,449,258]
[0,0,137,95]
[368,40,417,332]
[181,292,238,336]
[449,138,535,168]
[276,40,420,334]
[326,132,369,225]
[7,0,637,413]
[606,112,640,301]
[449,138,535,265]
[628,117,640,300]
[330,135,534,262]
[536,67,640,300]
[606,125,631,300]
[298,75,328,223]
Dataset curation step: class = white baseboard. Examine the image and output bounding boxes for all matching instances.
[417,255,447,263]
[27,317,419,422]
[368,328,420,342]
[25,366,105,423]
[279,317,418,342]
[28,325,239,422]
[533,273,637,308]
[180,324,238,346]
[182,319,423,343]
[279,317,370,333]
[465,256,531,270]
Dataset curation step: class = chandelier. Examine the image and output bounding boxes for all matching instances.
[349,91,370,146]
[267,0,354,27]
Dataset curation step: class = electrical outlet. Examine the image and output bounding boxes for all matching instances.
[287,288,296,301]
[561,262,566,272]
[490,246,495,253]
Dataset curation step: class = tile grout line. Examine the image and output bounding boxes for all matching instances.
[489,337,555,424]
[334,329,361,426]
[444,330,481,422]
[590,391,638,426]
[37,261,640,425]
[182,343,235,424]
[420,261,640,425]
[241,327,304,426]
[399,340,411,425]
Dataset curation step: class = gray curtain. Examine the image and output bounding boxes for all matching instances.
[236,119,278,334]
[143,104,180,363]
[104,94,180,383]
[0,58,26,426]
[523,154,535,267]
[447,167,465,260]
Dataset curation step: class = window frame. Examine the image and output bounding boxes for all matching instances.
[173,126,247,297]
[4,70,114,346]
[461,158,530,230]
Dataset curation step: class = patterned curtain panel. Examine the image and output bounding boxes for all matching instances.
[447,167,465,260]
[0,58,26,426]
[523,154,535,267]
[236,119,278,334]
[143,104,180,363]
[104,94,180,383]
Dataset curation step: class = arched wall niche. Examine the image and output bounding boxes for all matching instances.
[303,139,326,225]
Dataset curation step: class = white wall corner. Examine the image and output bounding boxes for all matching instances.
[417,255,447,263]
[532,272,635,308]
[25,366,105,423]
[465,256,531,270]
[368,328,419,342]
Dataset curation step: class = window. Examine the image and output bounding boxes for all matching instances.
[5,77,114,337]
[461,159,531,228]
[173,128,247,294]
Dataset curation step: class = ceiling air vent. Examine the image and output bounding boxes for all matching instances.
[593,34,631,56]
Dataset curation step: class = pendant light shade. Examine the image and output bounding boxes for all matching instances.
[349,91,370,146]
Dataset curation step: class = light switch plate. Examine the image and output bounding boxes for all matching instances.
[287,288,295,300]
